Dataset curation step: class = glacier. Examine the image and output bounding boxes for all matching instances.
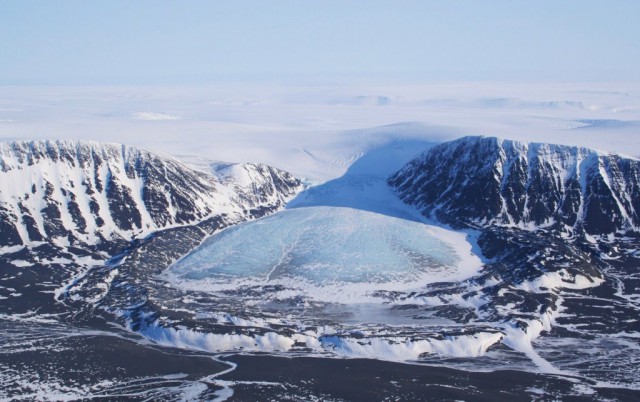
[171,206,478,286]
[168,139,482,301]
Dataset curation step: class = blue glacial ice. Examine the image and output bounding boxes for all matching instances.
[171,206,476,285]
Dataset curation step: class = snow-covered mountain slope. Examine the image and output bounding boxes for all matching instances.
[389,136,640,235]
[0,140,303,249]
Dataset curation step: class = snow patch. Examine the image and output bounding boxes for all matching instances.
[131,112,182,121]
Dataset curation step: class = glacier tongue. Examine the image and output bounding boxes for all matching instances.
[169,139,482,300]
[172,206,472,285]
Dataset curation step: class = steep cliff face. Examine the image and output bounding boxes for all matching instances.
[389,136,640,235]
[0,140,303,248]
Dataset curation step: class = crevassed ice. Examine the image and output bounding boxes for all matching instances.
[171,206,470,285]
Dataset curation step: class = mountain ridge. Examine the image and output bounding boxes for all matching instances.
[389,136,640,236]
[0,140,303,249]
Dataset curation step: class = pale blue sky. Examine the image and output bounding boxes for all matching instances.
[1,0,639,84]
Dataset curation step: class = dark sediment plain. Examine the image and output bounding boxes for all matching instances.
[1,137,640,400]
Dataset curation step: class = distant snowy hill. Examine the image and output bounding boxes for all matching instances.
[0,140,303,249]
[389,136,640,235]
